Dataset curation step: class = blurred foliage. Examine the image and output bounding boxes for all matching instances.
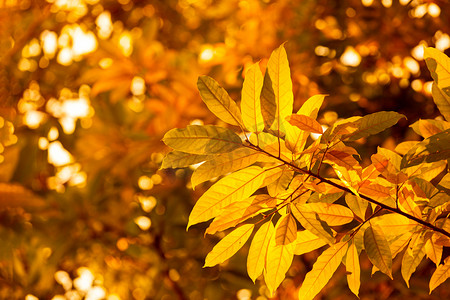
[0,0,449,299]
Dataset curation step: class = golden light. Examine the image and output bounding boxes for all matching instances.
[314,45,330,57]
[99,57,113,69]
[138,195,157,212]
[412,4,427,18]
[23,111,47,129]
[190,119,204,126]
[381,0,392,8]
[403,57,420,74]
[48,126,59,141]
[423,81,433,95]
[48,141,74,167]
[135,216,151,230]
[73,267,94,292]
[435,32,450,51]
[411,79,423,92]
[427,3,441,18]
[130,76,146,96]
[86,286,106,300]
[57,47,73,66]
[138,175,153,190]
[22,38,41,57]
[119,32,133,56]
[361,0,374,7]
[25,295,39,300]
[71,26,97,58]
[18,58,37,72]
[237,289,252,300]
[340,46,361,67]
[41,30,58,58]
[55,270,72,291]
[107,294,121,300]
[69,171,87,187]
[39,137,49,150]
[399,0,411,5]
[411,43,426,60]
[311,125,328,140]
[96,11,113,39]
[199,45,214,62]
[150,174,162,185]
[116,237,129,251]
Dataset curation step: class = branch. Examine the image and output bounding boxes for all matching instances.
[247,143,450,239]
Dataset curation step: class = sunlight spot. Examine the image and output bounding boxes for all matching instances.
[199,45,214,62]
[412,4,427,18]
[427,3,440,17]
[411,43,426,60]
[151,174,162,185]
[99,57,113,69]
[403,57,420,74]
[57,47,73,66]
[340,46,361,67]
[169,269,180,281]
[48,141,73,167]
[22,38,41,57]
[116,238,129,251]
[361,0,373,7]
[138,195,157,212]
[55,270,72,291]
[423,81,433,95]
[411,79,423,92]
[135,216,151,230]
[25,295,39,300]
[86,286,106,300]
[381,0,392,8]
[237,289,252,300]
[24,111,47,129]
[96,11,113,39]
[74,267,94,292]
[130,76,146,96]
[435,32,450,51]
[72,27,97,58]
[190,119,204,125]
[107,294,121,300]
[48,126,59,141]
[315,45,330,57]
[138,175,153,190]
[41,30,58,58]
[119,31,133,56]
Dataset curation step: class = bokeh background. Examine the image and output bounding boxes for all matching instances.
[0,0,449,299]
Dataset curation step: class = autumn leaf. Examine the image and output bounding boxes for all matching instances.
[260,43,293,136]
[298,242,348,300]
[160,150,209,169]
[241,62,264,133]
[286,114,323,134]
[187,166,265,229]
[294,230,328,255]
[364,222,393,279]
[298,203,354,226]
[429,257,450,294]
[163,125,242,154]
[247,221,274,282]
[291,204,334,244]
[401,232,427,287]
[275,213,297,246]
[204,224,254,267]
[346,242,361,297]
[197,75,244,127]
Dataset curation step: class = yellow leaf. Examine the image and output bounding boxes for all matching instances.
[341,111,405,142]
[204,224,254,267]
[249,131,292,161]
[187,166,265,229]
[325,150,360,170]
[163,125,242,155]
[345,194,368,220]
[298,203,354,226]
[197,75,244,127]
[346,242,360,297]
[357,181,391,199]
[267,165,294,197]
[429,257,450,294]
[265,223,295,296]
[275,213,297,246]
[401,232,427,287]
[294,230,327,255]
[241,62,264,133]
[291,204,334,244]
[261,43,293,137]
[364,222,393,279]
[191,147,270,188]
[372,214,417,238]
[431,83,450,122]
[161,151,209,169]
[425,235,443,267]
[285,94,325,153]
[298,242,348,300]
[247,221,274,282]
[395,141,420,155]
[286,114,323,134]
[205,194,273,235]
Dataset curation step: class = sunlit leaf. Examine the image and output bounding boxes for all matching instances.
[241,63,264,132]
[204,224,254,267]
[345,194,367,220]
[191,147,270,188]
[298,203,354,226]
[197,75,244,127]
[260,43,293,136]
[187,166,265,229]
[160,151,209,169]
[163,125,242,155]
[294,230,327,255]
[346,242,360,297]
[291,204,334,244]
[364,222,393,279]
[286,114,323,134]
[247,221,274,282]
[298,242,348,300]
[265,220,295,295]
[267,166,294,197]
[341,111,405,142]
[401,232,427,287]
[401,128,450,168]
[431,83,450,122]
[275,213,297,246]
[425,235,443,267]
[429,257,450,294]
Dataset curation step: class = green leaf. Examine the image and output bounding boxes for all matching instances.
[401,232,427,287]
[298,242,348,300]
[401,128,450,168]
[260,43,293,136]
[161,151,209,169]
[346,242,360,297]
[429,257,450,294]
[162,125,242,154]
[197,75,244,127]
[187,166,265,229]
[364,222,393,279]
[291,204,334,244]
[342,111,405,142]
[204,224,254,267]
[241,63,264,132]
[247,221,274,282]
[191,147,268,188]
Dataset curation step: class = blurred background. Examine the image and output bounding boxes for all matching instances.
[0,0,449,299]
